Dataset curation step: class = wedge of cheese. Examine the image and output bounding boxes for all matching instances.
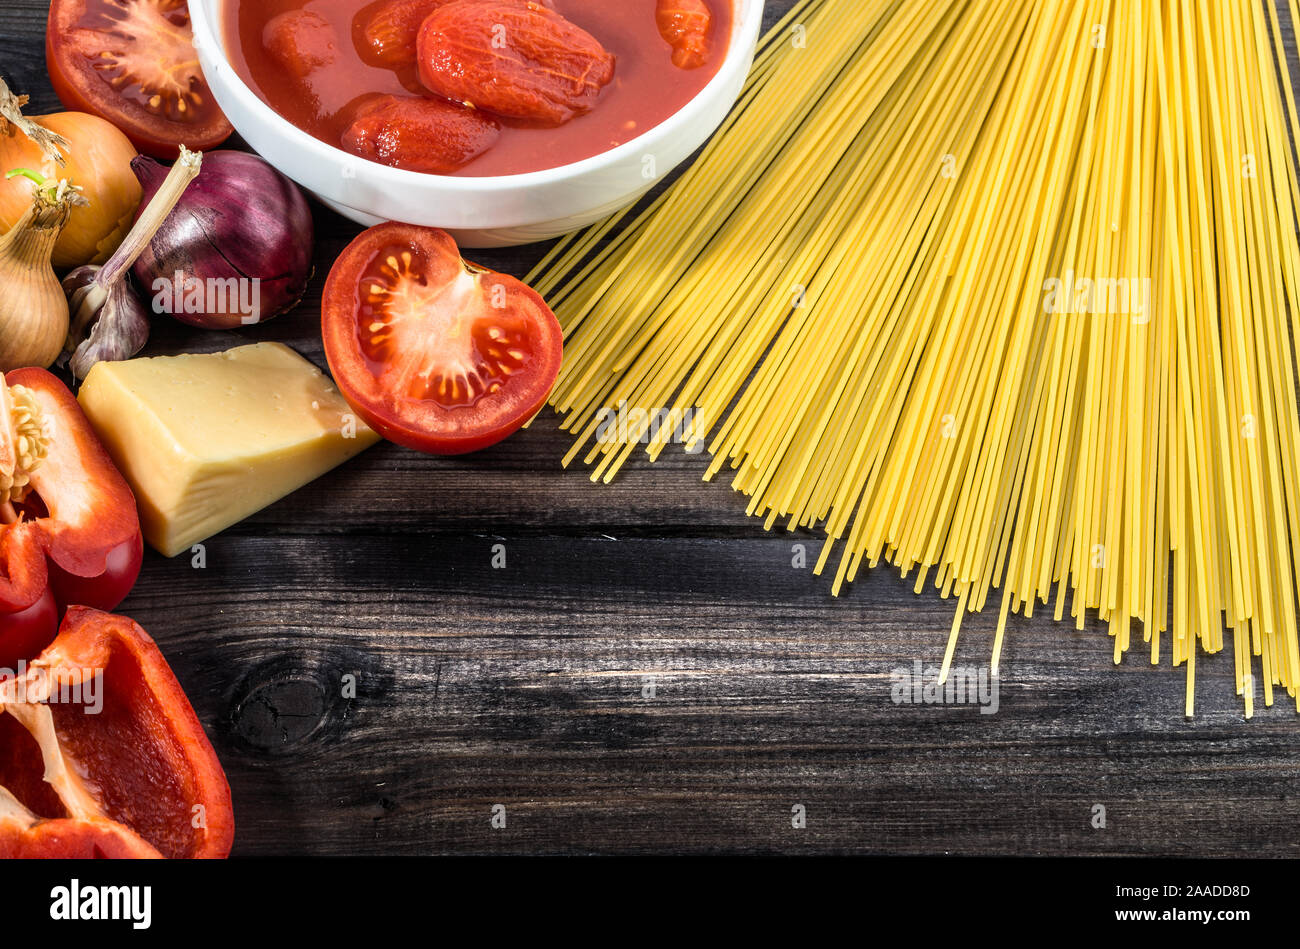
[79,343,381,557]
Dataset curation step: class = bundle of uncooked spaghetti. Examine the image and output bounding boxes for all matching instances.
[530,0,1300,715]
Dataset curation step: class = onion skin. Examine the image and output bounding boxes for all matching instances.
[0,188,73,372]
[0,112,141,271]
[130,152,314,330]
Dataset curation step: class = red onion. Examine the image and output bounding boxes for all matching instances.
[130,151,314,330]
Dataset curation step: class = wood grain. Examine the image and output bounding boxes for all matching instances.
[3,0,1299,857]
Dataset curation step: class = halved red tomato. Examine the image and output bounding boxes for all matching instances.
[46,0,233,159]
[322,224,563,455]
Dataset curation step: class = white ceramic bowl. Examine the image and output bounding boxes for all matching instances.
[190,0,763,248]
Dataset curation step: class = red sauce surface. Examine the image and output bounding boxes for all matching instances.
[222,0,732,177]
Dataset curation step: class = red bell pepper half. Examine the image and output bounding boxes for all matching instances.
[0,606,234,858]
[0,788,162,858]
[0,369,143,667]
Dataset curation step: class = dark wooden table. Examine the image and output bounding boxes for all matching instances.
[5,0,1299,857]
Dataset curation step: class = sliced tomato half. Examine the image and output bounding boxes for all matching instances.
[46,0,233,159]
[322,224,563,455]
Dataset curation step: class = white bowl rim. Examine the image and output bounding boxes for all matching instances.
[189,0,764,194]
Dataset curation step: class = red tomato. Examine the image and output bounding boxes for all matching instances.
[47,534,144,614]
[418,1,616,126]
[356,0,553,70]
[322,224,563,455]
[342,95,500,174]
[0,589,57,672]
[656,0,713,70]
[263,9,340,79]
[354,0,450,69]
[46,0,234,159]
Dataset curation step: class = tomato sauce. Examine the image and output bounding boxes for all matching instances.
[221,0,732,177]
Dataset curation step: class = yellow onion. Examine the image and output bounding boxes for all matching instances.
[0,174,80,372]
[0,82,141,271]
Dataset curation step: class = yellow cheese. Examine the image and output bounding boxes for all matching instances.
[78,342,381,557]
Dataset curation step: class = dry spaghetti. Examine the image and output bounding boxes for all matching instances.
[529,0,1300,716]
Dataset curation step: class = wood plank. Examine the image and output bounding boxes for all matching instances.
[1,0,1297,857]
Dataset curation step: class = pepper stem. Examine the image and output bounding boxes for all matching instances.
[94,147,202,290]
